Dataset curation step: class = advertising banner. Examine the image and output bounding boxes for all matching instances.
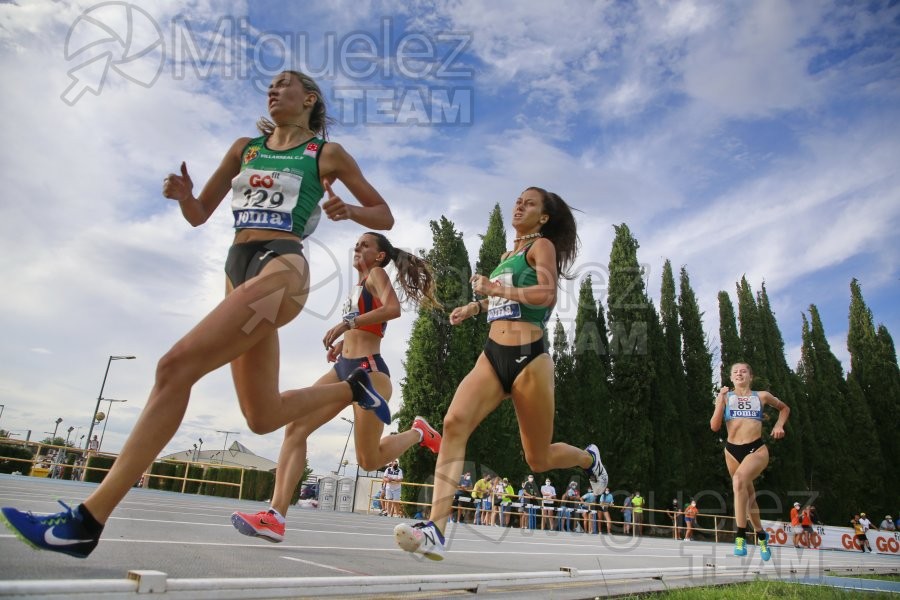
[763,520,900,556]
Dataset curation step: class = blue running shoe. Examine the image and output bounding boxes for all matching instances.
[584,443,608,494]
[0,501,101,558]
[734,536,747,557]
[347,367,391,425]
[758,530,771,561]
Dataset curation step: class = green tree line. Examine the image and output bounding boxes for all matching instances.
[396,208,898,525]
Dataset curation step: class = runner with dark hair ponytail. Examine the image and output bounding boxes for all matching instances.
[231,232,443,543]
[364,231,441,309]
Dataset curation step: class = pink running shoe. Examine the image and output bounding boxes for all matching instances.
[231,510,285,543]
[412,416,441,454]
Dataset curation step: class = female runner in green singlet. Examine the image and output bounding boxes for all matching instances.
[0,70,393,559]
[394,187,609,560]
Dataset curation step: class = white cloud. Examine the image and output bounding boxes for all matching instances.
[0,0,897,478]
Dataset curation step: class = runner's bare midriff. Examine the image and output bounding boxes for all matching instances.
[233,229,301,244]
[488,320,544,347]
[342,329,383,359]
[726,419,764,445]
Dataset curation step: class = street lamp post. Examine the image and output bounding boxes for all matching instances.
[85,355,135,450]
[51,417,63,442]
[215,430,238,465]
[0,404,5,428]
[97,398,128,452]
[336,417,354,475]
[65,426,74,447]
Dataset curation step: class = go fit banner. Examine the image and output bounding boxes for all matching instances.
[762,520,900,555]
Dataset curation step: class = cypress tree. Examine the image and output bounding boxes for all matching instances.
[798,305,880,520]
[656,262,689,494]
[397,217,476,503]
[605,224,654,492]
[680,268,724,496]
[646,299,684,503]
[846,280,894,510]
[753,283,804,507]
[847,279,878,400]
[736,276,769,387]
[661,262,690,431]
[717,291,742,387]
[571,275,609,442]
[872,324,900,504]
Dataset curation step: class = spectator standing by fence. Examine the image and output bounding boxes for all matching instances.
[622,492,634,535]
[541,478,557,531]
[683,500,698,541]
[666,499,681,540]
[790,502,802,547]
[632,491,644,536]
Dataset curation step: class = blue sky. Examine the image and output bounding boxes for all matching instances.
[0,0,897,476]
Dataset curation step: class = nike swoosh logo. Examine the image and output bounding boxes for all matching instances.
[258,250,275,261]
[44,527,93,546]
[515,356,527,364]
[361,384,382,408]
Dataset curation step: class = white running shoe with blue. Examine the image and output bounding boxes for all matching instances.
[0,501,101,559]
[585,443,608,494]
[394,521,446,561]
[347,367,391,425]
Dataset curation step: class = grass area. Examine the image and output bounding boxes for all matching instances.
[833,573,900,582]
[622,578,897,599]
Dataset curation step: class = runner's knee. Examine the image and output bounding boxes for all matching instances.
[442,409,477,439]
[356,453,381,471]
[243,409,280,435]
[731,471,751,492]
[523,451,551,473]
[155,345,201,394]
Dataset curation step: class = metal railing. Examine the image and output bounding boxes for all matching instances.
[0,439,244,498]
[363,478,743,542]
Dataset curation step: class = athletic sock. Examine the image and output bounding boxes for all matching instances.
[268,508,285,524]
[414,427,424,442]
[736,526,746,540]
[77,504,104,537]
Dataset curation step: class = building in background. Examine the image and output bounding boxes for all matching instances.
[160,441,276,472]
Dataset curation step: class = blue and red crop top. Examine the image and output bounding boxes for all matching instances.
[341,277,387,337]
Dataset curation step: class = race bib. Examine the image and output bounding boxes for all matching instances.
[727,393,762,419]
[231,169,302,232]
[486,271,521,322]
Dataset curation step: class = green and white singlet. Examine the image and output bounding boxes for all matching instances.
[231,136,325,238]
[486,242,553,326]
